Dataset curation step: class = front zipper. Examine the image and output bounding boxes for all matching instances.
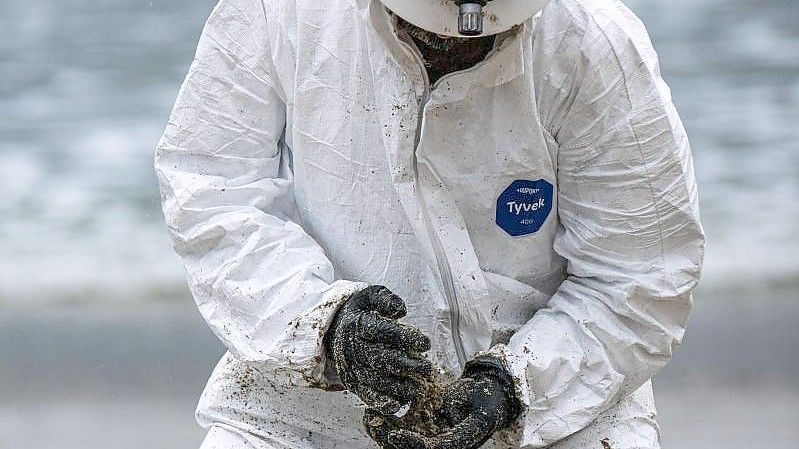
[397,37,468,368]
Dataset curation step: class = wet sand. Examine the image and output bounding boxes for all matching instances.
[3,386,796,449]
[2,282,797,448]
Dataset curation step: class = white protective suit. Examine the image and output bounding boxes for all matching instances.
[155,0,705,447]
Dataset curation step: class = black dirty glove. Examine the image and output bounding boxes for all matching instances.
[324,285,433,415]
[365,355,521,449]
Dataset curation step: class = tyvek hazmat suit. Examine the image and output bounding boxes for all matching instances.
[154,0,705,447]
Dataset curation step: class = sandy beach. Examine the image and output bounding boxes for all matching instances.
[2,281,798,448]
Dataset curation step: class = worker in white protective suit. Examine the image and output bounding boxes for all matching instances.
[155,0,705,447]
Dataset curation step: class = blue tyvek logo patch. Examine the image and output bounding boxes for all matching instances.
[496,179,553,237]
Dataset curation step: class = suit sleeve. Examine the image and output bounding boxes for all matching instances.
[487,0,705,446]
[154,0,368,388]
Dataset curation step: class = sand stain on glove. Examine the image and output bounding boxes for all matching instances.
[364,356,522,449]
[385,370,446,437]
[325,285,434,415]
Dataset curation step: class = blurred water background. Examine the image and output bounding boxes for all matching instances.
[0,0,797,447]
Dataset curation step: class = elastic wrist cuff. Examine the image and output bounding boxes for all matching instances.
[464,355,523,424]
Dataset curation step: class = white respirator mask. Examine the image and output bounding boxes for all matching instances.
[379,0,550,37]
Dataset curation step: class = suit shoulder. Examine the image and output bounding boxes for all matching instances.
[537,0,657,67]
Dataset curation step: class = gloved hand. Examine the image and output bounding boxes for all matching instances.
[364,355,521,449]
[324,285,433,415]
